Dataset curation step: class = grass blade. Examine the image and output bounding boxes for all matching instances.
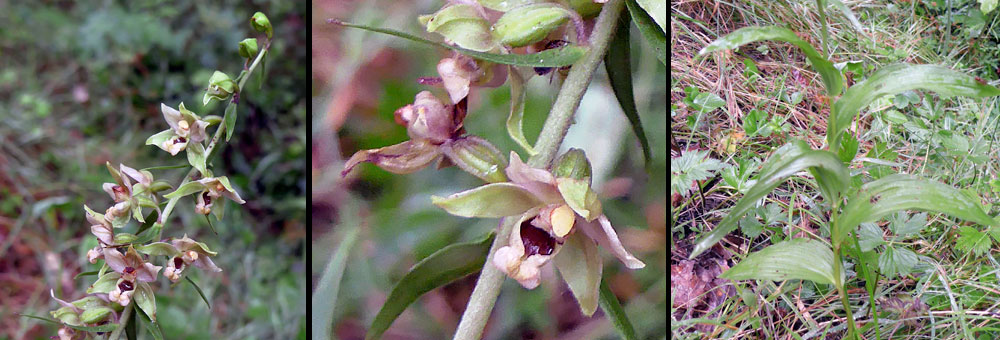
[314,225,360,340]
[598,279,638,340]
[828,63,1000,153]
[329,20,586,67]
[690,141,849,258]
[366,232,495,340]
[604,14,650,166]
[721,238,839,285]
[698,26,843,96]
[625,0,665,64]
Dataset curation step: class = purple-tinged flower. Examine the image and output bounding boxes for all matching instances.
[163,235,222,282]
[147,103,209,156]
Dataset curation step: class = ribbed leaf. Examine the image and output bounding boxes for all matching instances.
[828,63,1000,153]
[329,20,586,67]
[721,238,839,285]
[366,232,495,340]
[625,0,665,64]
[836,174,996,246]
[604,15,650,166]
[699,26,842,96]
[690,141,850,258]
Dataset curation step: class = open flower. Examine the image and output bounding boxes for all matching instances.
[104,247,160,306]
[146,103,209,156]
[435,55,507,103]
[431,150,644,315]
[342,91,508,182]
[195,177,246,215]
[85,205,114,245]
[164,235,222,282]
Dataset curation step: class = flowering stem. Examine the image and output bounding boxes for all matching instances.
[155,43,270,239]
[452,1,626,339]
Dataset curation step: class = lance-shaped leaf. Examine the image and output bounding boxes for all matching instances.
[835,174,996,246]
[330,20,586,67]
[19,314,118,333]
[506,67,536,155]
[598,279,638,340]
[635,0,665,32]
[626,0,665,65]
[134,282,157,322]
[366,232,494,340]
[187,142,208,177]
[223,103,238,142]
[828,63,1000,153]
[699,26,842,96]
[432,182,543,218]
[721,238,840,285]
[554,232,602,316]
[690,141,849,258]
[605,15,651,166]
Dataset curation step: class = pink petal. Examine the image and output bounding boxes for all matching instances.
[579,215,645,269]
[137,262,162,282]
[341,140,442,176]
[120,164,150,186]
[504,152,562,203]
[91,224,114,245]
[104,248,127,273]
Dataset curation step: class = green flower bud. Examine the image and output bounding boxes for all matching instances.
[238,38,259,58]
[552,148,592,182]
[442,136,509,183]
[422,4,496,52]
[251,12,273,38]
[203,71,238,105]
[113,233,138,244]
[80,307,114,324]
[568,0,603,18]
[51,307,79,326]
[492,4,571,47]
[149,180,174,193]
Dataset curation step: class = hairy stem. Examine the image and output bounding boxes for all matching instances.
[451,1,625,339]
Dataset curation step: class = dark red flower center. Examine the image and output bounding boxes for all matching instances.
[124,266,135,274]
[118,280,134,291]
[175,137,187,143]
[174,257,184,268]
[520,221,555,256]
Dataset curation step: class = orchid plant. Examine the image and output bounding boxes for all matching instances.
[331,0,664,339]
[43,11,274,340]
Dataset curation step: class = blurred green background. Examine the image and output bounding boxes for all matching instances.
[0,1,306,339]
[312,1,667,339]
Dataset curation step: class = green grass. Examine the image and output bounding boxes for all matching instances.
[672,0,1000,339]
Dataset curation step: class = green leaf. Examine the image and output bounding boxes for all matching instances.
[556,178,602,221]
[625,0,665,64]
[136,242,180,257]
[134,282,157,322]
[838,132,859,163]
[699,26,843,96]
[857,223,885,252]
[329,20,586,67]
[877,245,918,278]
[670,149,728,197]
[982,0,998,14]
[506,68,536,155]
[87,271,120,294]
[604,16,651,166]
[431,183,543,218]
[136,306,165,340]
[554,232,602,316]
[890,212,927,238]
[74,270,99,280]
[223,103,237,142]
[163,181,205,199]
[956,226,993,256]
[739,215,764,238]
[598,279,638,340]
[828,63,1000,153]
[635,0,665,32]
[19,314,118,332]
[126,304,137,340]
[721,238,840,285]
[691,92,725,112]
[690,141,850,258]
[366,232,495,340]
[186,143,208,177]
[837,174,996,247]
[185,276,212,310]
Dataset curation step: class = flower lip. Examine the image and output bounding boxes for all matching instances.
[520,220,555,256]
[118,280,134,292]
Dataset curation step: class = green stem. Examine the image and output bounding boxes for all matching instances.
[156,43,270,239]
[451,1,626,339]
[815,0,831,58]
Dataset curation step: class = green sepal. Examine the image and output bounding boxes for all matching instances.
[556,178,602,221]
[80,307,114,324]
[431,183,542,218]
[134,282,157,322]
[136,242,181,257]
[492,4,571,47]
[553,231,602,316]
[423,4,496,52]
[113,233,138,244]
[238,38,259,59]
[87,271,121,295]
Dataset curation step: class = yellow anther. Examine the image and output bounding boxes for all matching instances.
[551,204,575,237]
[178,120,190,130]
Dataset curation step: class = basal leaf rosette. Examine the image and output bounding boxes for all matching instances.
[431,149,644,315]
